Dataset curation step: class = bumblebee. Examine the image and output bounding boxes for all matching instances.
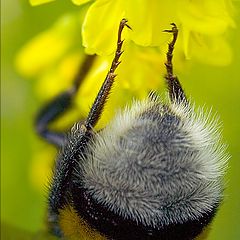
[35,19,228,240]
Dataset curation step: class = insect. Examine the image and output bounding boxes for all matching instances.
[35,19,228,240]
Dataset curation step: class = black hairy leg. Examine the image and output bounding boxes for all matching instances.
[85,18,131,130]
[163,23,187,104]
[47,19,130,236]
[35,54,96,147]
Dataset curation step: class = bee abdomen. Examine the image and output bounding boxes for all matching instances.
[73,98,227,239]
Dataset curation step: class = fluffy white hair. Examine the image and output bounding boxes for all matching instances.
[75,96,228,227]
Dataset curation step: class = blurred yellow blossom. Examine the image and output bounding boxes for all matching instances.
[29,0,92,6]
[30,146,56,191]
[72,0,92,5]
[30,0,56,6]
[16,14,81,78]
[28,0,236,64]
[81,0,235,64]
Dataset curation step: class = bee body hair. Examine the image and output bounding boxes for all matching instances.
[70,96,228,238]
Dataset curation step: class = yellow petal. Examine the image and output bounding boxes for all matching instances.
[36,52,82,99]
[15,15,79,78]
[190,34,232,66]
[71,0,92,5]
[181,27,191,60]
[16,32,70,77]
[177,0,235,35]
[30,147,56,192]
[125,1,178,47]
[82,1,182,54]
[29,0,55,6]
[82,0,126,55]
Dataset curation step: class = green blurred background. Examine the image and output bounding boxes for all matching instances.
[1,0,240,239]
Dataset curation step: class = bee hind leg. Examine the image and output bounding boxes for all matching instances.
[35,54,96,147]
[163,23,187,104]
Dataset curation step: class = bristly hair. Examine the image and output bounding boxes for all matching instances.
[74,95,229,228]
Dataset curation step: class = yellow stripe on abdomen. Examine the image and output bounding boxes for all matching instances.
[59,205,107,240]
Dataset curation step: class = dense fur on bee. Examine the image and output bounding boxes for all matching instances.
[35,20,229,240]
[70,95,228,239]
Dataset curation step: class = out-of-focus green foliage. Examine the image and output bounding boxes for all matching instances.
[1,0,240,239]
[1,222,58,240]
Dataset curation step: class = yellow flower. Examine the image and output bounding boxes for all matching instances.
[72,0,92,5]
[16,14,81,78]
[29,0,236,65]
[16,13,183,128]
[29,0,92,6]
[30,0,56,6]
[82,0,235,65]
[29,146,56,191]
